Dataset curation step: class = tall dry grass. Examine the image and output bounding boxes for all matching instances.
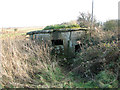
[0,35,59,88]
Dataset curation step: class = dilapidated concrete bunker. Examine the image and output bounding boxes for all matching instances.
[26,29,87,57]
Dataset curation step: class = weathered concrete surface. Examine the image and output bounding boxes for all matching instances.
[27,29,87,57]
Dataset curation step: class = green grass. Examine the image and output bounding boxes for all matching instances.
[43,24,80,30]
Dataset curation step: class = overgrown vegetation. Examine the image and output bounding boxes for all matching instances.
[0,35,100,88]
[0,13,119,88]
[43,23,80,30]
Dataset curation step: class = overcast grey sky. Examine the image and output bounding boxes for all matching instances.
[0,0,119,28]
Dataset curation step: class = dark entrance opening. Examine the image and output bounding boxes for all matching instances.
[75,44,82,52]
[52,39,63,45]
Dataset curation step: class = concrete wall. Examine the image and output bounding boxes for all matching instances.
[29,30,86,57]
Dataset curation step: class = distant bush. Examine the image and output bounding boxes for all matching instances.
[14,28,18,32]
[43,24,80,30]
[103,20,118,31]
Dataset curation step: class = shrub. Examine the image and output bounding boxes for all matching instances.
[103,20,118,31]
[67,28,119,87]
[14,28,18,32]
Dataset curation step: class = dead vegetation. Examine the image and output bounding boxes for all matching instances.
[0,27,119,88]
[0,34,61,88]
